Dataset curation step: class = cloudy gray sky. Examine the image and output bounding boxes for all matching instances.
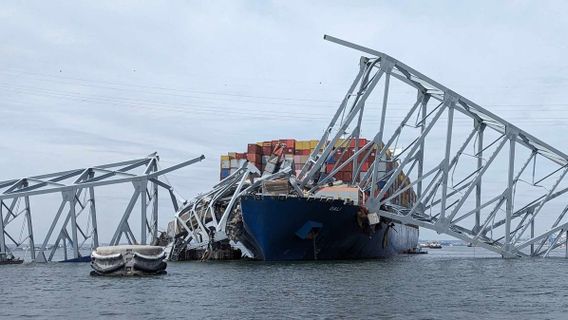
[1,1,567,242]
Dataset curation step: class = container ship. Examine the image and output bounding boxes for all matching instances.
[167,138,419,261]
[214,138,419,260]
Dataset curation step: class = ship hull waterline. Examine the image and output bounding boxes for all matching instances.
[240,195,419,261]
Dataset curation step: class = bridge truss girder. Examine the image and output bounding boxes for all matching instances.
[168,161,298,260]
[299,35,568,258]
[0,152,204,262]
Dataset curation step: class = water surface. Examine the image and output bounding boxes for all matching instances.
[1,247,567,319]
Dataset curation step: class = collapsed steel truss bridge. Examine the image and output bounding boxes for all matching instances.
[298,35,568,258]
[0,153,203,262]
[166,35,567,259]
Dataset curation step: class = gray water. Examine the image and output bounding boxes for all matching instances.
[1,247,567,319]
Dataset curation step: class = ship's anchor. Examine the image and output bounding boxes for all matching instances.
[295,221,322,260]
[382,222,397,249]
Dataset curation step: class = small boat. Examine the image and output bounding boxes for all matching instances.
[405,246,428,254]
[0,253,23,265]
[427,241,442,249]
[90,245,167,276]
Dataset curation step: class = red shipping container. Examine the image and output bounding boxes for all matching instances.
[262,146,272,155]
[283,147,295,154]
[248,144,261,154]
[361,161,369,172]
[349,139,367,147]
[247,153,261,163]
[326,163,335,173]
[338,162,353,171]
[279,139,296,148]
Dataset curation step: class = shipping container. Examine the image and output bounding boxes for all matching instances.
[325,163,335,173]
[281,147,294,155]
[279,139,296,148]
[349,138,368,147]
[219,138,414,205]
[248,143,262,154]
[247,153,261,164]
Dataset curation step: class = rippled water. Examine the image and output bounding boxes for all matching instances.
[1,247,568,319]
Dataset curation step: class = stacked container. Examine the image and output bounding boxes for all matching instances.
[219,138,416,208]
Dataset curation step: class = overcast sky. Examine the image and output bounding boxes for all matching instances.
[1,1,567,242]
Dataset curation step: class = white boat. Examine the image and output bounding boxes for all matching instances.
[90,245,167,276]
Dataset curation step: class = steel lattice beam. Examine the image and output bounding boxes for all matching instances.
[297,35,568,258]
[0,153,204,262]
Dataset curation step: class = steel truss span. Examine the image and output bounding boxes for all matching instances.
[298,35,568,258]
[0,153,204,262]
[168,161,295,259]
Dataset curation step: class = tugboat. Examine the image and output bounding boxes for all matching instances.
[90,245,167,276]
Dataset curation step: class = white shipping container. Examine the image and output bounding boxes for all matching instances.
[230,159,239,168]
[221,160,230,168]
[238,159,247,167]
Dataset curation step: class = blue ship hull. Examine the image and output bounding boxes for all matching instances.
[240,195,419,260]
